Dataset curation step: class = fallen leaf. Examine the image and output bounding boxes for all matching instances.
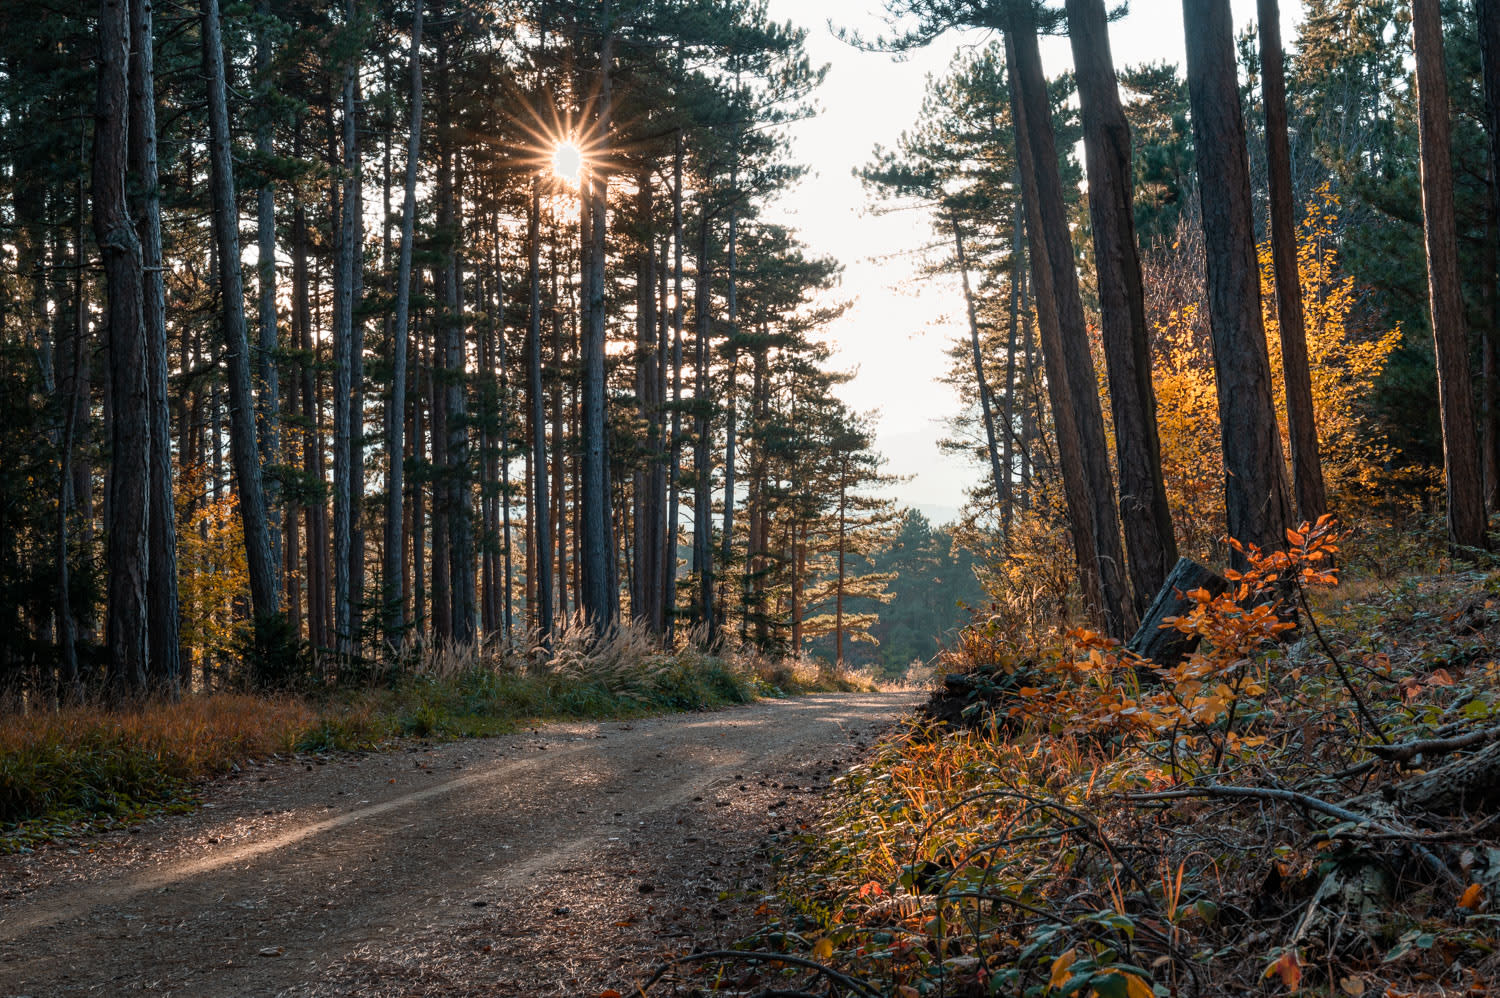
[598,991,623,998]
[1122,971,1155,998]
[1049,949,1077,991]
[1340,976,1366,996]
[1459,883,1485,910]
[1265,950,1302,992]
[258,946,284,958]
[811,937,834,961]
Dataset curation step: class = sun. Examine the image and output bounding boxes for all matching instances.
[551,141,582,182]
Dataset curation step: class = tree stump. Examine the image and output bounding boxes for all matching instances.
[1125,557,1229,671]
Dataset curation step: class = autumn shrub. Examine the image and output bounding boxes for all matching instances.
[718,520,1500,997]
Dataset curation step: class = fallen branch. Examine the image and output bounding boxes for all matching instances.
[1369,724,1500,765]
[1118,783,1462,888]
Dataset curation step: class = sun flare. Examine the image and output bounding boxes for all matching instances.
[551,141,582,182]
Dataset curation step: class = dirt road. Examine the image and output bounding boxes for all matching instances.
[0,692,917,997]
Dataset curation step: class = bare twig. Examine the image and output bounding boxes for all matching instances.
[1294,586,1390,743]
[1117,783,1462,889]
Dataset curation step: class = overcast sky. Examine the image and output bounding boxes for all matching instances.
[758,0,1297,524]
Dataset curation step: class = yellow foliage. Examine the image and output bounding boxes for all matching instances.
[1152,303,1226,559]
[1259,188,1402,498]
[176,465,251,666]
[1152,188,1402,559]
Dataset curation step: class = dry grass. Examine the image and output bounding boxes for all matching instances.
[1,623,865,840]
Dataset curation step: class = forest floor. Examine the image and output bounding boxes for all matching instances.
[0,690,920,997]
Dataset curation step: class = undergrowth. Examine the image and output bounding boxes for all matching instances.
[655,519,1500,997]
[1,627,869,850]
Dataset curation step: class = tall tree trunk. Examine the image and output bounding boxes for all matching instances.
[527,177,554,645]
[254,0,281,582]
[719,143,741,627]
[1258,0,1328,526]
[1004,12,1133,636]
[632,171,662,631]
[692,211,716,644]
[1066,0,1177,614]
[579,22,616,634]
[953,220,1007,514]
[1476,0,1500,511]
[663,131,687,641]
[835,458,846,668]
[385,0,421,638]
[130,0,181,691]
[1413,0,1489,551]
[95,0,150,695]
[202,0,279,624]
[550,227,568,626]
[1001,201,1023,534]
[293,194,328,649]
[436,33,474,644]
[1182,0,1295,563]
[331,0,361,654]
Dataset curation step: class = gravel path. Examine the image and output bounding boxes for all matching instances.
[0,691,918,997]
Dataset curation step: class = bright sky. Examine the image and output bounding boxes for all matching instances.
[760,0,1297,525]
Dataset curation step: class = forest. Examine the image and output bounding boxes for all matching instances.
[0,0,975,699]
[6,0,1500,993]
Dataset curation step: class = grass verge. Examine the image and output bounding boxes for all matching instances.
[1,632,870,852]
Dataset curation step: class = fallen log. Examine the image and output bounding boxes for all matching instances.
[1395,738,1500,817]
[1369,723,1500,767]
[1125,557,1230,670]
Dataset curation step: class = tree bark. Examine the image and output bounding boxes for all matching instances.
[1066,0,1177,614]
[1258,0,1328,526]
[1475,0,1500,512]
[1004,12,1134,637]
[1182,0,1295,563]
[96,0,150,696]
[129,0,181,692]
[1413,0,1489,551]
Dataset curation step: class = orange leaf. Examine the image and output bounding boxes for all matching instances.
[1122,971,1155,998]
[598,991,623,998]
[1049,949,1078,990]
[1459,883,1485,910]
[1428,668,1455,687]
[1265,950,1302,992]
